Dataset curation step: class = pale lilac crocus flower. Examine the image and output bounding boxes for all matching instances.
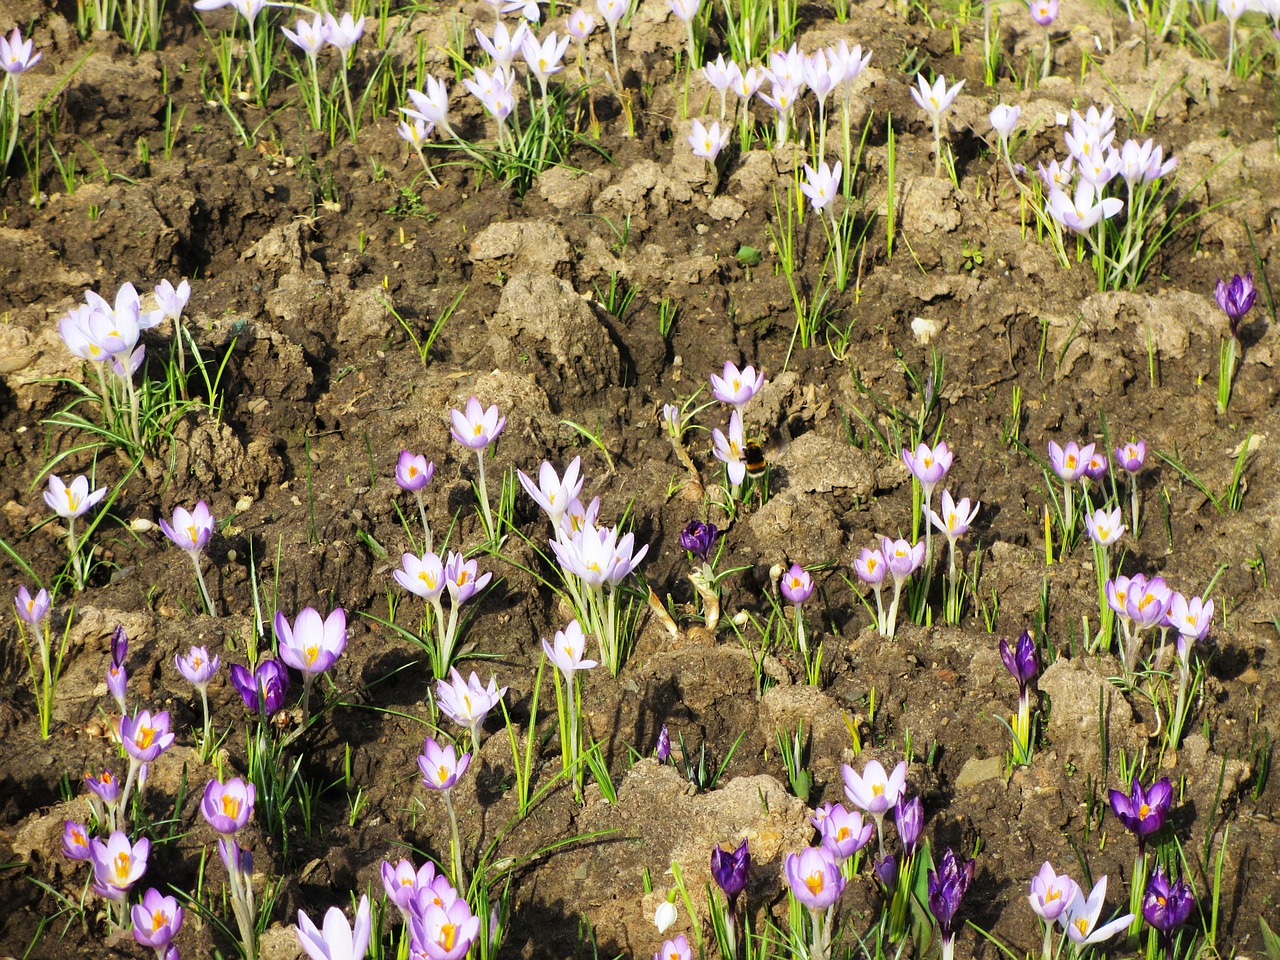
[779,563,815,656]
[910,73,965,176]
[1060,876,1133,946]
[296,895,371,960]
[450,396,506,541]
[710,362,765,417]
[177,645,220,757]
[929,490,979,622]
[1030,863,1079,959]
[854,547,888,634]
[160,501,216,613]
[702,54,736,119]
[881,537,924,639]
[801,160,842,212]
[712,410,748,487]
[397,450,437,549]
[435,668,507,750]
[1116,440,1146,534]
[542,619,596,786]
[381,858,438,925]
[1047,440,1094,543]
[89,830,149,902]
[518,457,584,538]
[902,441,952,567]
[282,13,328,128]
[784,846,845,958]
[14,585,50,626]
[132,887,184,954]
[842,758,907,855]
[276,607,347,722]
[688,118,730,164]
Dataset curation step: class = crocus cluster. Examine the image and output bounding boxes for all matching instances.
[855,536,924,639]
[380,857,482,960]
[1033,105,1176,289]
[58,280,191,455]
[1029,862,1132,959]
[394,549,493,678]
[279,11,366,132]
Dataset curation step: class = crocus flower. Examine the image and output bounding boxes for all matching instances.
[710,362,765,414]
[194,0,267,17]
[281,12,329,54]
[396,551,446,601]
[712,410,747,486]
[654,934,691,960]
[517,457,583,532]
[406,76,452,129]
[44,474,106,520]
[855,547,886,587]
[382,859,438,918]
[87,768,121,804]
[1116,440,1146,474]
[999,629,1039,695]
[107,632,128,714]
[230,658,291,714]
[410,897,480,960]
[160,501,215,555]
[296,894,371,960]
[688,119,730,162]
[895,795,924,854]
[597,0,626,26]
[132,888,184,950]
[780,564,814,605]
[1085,506,1125,546]
[322,11,365,52]
[679,520,719,562]
[542,619,598,684]
[1062,876,1133,945]
[1047,180,1124,233]
[911,72,965,176]
[928,848,975,960]
[1123,574,1173,632]
[0,27,42,74]
[1167,593,1213,643]
[201,777,256,834]
[418,736,471,791]
[711,839,750,906]
[656,724,671,762]
[785,846,845,910]
[880,537,925,637]
[436,668,507,747]
[1108,776,1172,849]
[567,8,596,38]
[14,585,50,626]
[1142,866,1195,952]
[89,830,149,897]
[1048,441,1094,483]
[397,451,435,492]
[176,645,220,690]
[120,710,176,763]
[874,854,898,892]
[449,397,506,449]
[1030,862,1080,922]
[1028,0,1058,24]
[842,759,907,820]
[1215,272,1256,338]
[819,804,873,860]
[1082,451,1108,484]
[903,442,953,494]
[800,161,842,212]
[62,820,93,860]
[276,607,347,676]
[444,552,492,605]
[989,103,1021,142]
[929,490,979,542]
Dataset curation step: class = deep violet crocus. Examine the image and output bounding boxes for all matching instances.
[1142,866,1195,960]
[1109,776,1172,853]
[679,519,719,562]
[1216,272,1256,413]
[107,625,129,715]
[895,796,924,855]
[1000,631,1039,765]
[230,658,291,715]
[711,838,750,909]
[927,848,975,960]
[656,723,672,762]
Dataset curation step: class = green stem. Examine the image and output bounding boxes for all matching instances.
[474,449,496,543]
[443,788,465,892]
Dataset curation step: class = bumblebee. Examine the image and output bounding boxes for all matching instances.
[744,440,768,479]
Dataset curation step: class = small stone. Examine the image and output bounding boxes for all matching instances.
[954,756,1005,789]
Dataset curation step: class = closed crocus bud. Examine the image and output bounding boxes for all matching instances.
[711,839,750,903]
[895,795,924,854]
[874,853,898,893]
[656,724,671,762]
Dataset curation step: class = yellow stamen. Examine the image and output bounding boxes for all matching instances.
[305,644,319,666]
[804,872,825,896]
[222,795,241,818]
[438,923,457,952]
[135,725,155,750]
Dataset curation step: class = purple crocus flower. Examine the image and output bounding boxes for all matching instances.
[1215,272,1256,337]
[62,820,93,861]
[396,451,435,492]
[895,795,924,854]
[410,897,480,960]
[679,520,719,562]
[449,397,506,450]
[927,847,975,960]
[230,658,291,714]
[710,838,750,908]
[443,551,492,605]
[874,853,898,893]
[86,768,121,803]
[1108,776,1172,851]
[1142,866,1196,957]
[818,803,874,861]
[89,830,149,898]
[276,607,347,677]
[201,777,255,834]
[1116,440,1146,474]
[14,585,50,626]
[656,724,671,762]
[132,888,184,951]
[1048,441,1094,483]
[418,736,471,791]
[710,361,765,415]
[1082,451,1109,484]
[1029,862,1079,922]
[779,563,814,605]
[999,630,1039,695]
[176,645,220,691]
[381,858,438,920]
[107,625,129,713]
[784,846,845,910]
[120,709,176,763]
[159,501,215,555]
